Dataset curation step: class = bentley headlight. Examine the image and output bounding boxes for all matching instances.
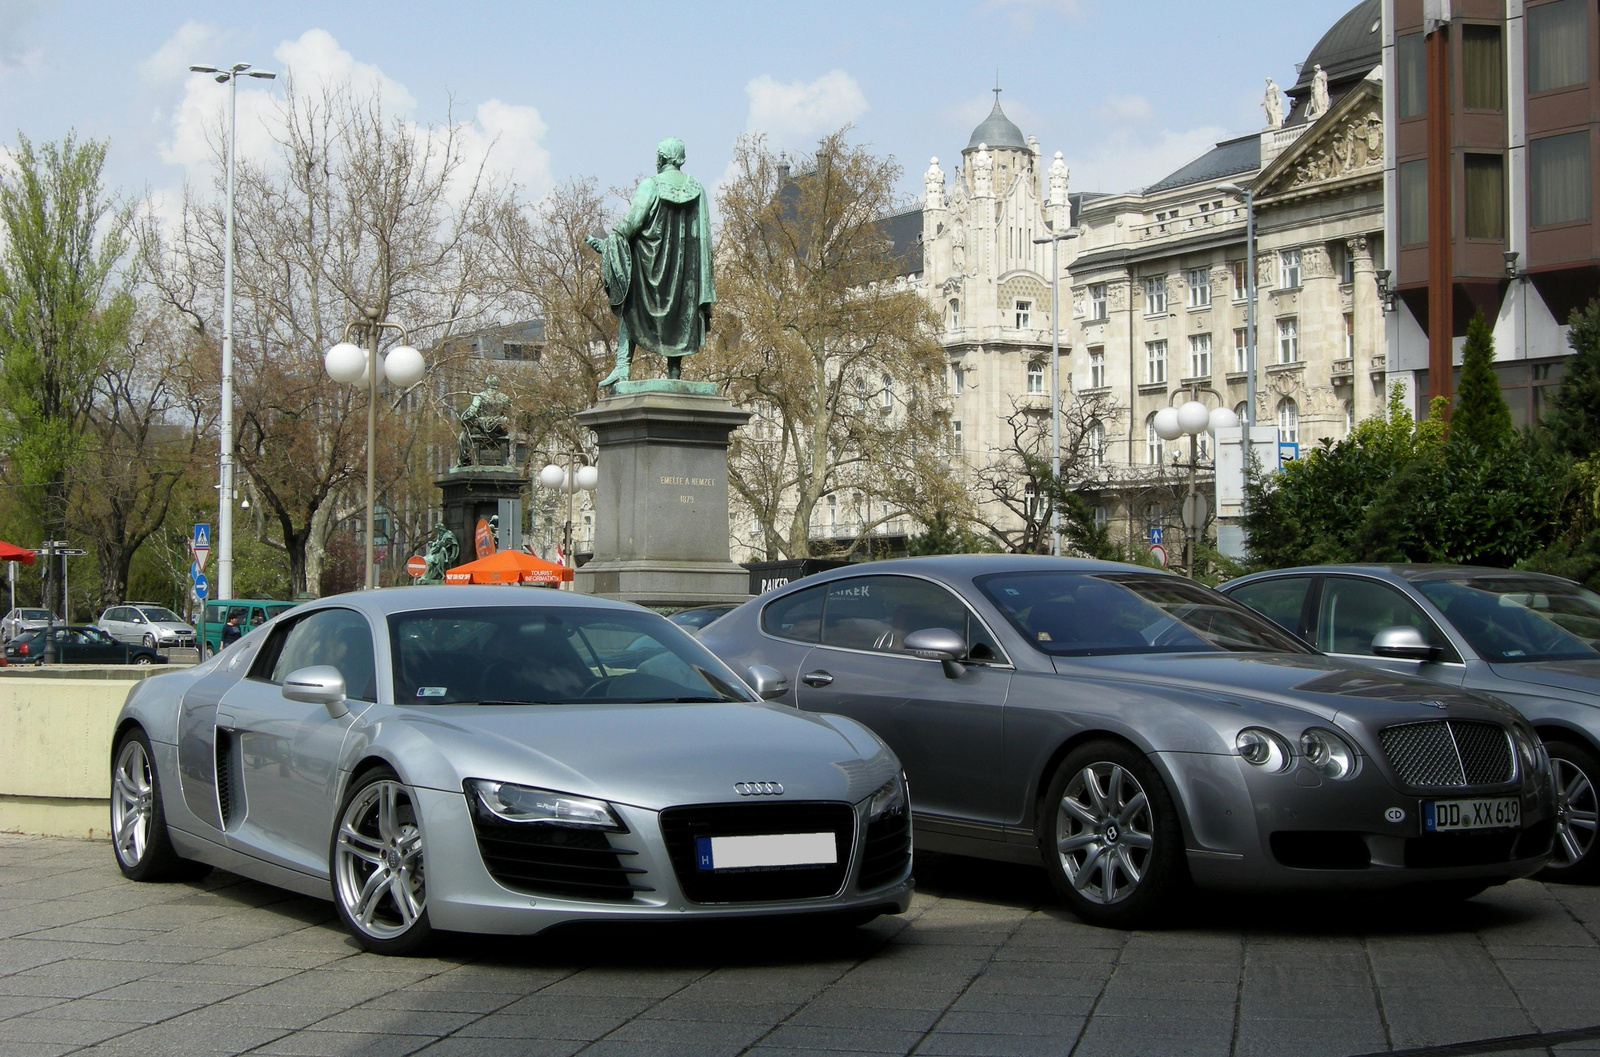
[1300,729,1359,779]
[1235,728,1293,772]
[466,780,622,829]
[1512,726,1546,776]
[867,775,908,823]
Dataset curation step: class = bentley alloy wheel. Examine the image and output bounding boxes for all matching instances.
[1540,741,1600,884]
[331,769,432,954]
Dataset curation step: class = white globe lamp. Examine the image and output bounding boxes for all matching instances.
[1208,406,1240,432]
[1153,406,1183,442]
[384,345,425,387]
[574,465,598,491]
[324,342,366,385]
[1176,400,1211,436]
[537,464,567,490]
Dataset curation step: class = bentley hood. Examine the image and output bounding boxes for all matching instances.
[364,700,899,812]
[1488,659,1600,703]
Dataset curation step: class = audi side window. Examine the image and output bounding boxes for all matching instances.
[761,585,824,643]
[1318,579,1454,660]
[268,608,378,703]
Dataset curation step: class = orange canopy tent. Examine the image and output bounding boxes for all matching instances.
[444,549,572,585]
[0,541,35,564]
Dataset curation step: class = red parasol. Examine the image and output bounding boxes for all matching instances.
[0,540,36,565]
[443,549,573,585]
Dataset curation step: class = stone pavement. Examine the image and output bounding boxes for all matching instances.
[4,835,1600,1057]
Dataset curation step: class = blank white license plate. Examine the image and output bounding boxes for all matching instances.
[1424,797,1520,833]
[694,832,836,871]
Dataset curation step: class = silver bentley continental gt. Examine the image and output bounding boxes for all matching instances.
[109,588,913,954]
[696,556,1558,928]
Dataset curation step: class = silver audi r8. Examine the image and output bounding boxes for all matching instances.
[109,588,912,954]
[697,556,1558,928]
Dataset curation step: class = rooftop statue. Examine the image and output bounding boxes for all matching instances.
[586,137,716,389]
[1308,64,1330,120]
[1262,77,1284,130]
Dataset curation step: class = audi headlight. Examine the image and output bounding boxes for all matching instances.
[466,780,622,830]
[1300,729,1359,779]
[1235,728,1293,773]
[1512,726,1547,776]
[867,775,908,824]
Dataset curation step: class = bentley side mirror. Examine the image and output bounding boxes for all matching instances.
[282,665,350,718]
[745,664,791,701]
[903,627,967,679]
[1371,625,1441,662]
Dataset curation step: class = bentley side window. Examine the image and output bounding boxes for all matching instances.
[1228,577,1312,639]
[818,575,1001,660]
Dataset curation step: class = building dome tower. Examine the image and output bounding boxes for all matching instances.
[963,86,1036,196]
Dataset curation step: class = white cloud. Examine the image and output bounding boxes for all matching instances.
[1067,123,1230,195]
[0,0,46,76]
[274,28,416,116]
[450,98,552,197]
[138,21,227,85]
[1097,94,1153,126]
[982,0,1087,32]
[745,69,868,150]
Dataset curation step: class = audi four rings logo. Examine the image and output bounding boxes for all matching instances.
[735,782,784,796]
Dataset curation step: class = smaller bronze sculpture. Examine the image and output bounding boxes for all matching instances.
[457,375,511,467]
[421,524,459,583]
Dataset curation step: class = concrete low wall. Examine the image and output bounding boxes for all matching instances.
[0,670,168,840]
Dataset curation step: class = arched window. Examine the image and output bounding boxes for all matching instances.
[881,374,893,410]
[1278,397,1299,444]
[1087,420,1106,467]
[1145,412,1164,465]
[948,299,960,329]
[1344,400,1355,434]
[1234,401,1249,425]
[1027,361,1045,394]
[855,376,868,407]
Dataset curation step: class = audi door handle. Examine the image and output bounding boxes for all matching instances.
[801,670,834,687]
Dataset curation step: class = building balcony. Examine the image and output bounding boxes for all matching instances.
[1331,358,1354,377]
[1370,354,1387,375]
[808,518,912,543]
[1128,206,1247,243]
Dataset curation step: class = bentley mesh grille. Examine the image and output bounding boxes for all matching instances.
[659,802,854,904]
[468,798,651,902]
[1379,720,1514,788]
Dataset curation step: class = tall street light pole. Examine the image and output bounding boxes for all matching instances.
[1217,183,1256,525]
[189,62,276,602]
[1033,231,1075,556]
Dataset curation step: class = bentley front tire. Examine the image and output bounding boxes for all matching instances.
[111,729,207,882]
[1038,740,1187,928]
[331,767,433,955]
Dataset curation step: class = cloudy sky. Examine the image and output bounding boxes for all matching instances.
[2,0,1363,217]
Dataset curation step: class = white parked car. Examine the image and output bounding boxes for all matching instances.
[1,607,54,642]
[98,603,196,649]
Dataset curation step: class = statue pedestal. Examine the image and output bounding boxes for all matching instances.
[435,466,526,561]
[575,389,752,607]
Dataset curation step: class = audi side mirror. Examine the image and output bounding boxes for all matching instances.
[282,665,350,718]
[903,627,967,679]
[1371,625,1441,662]
[745,664,791,701]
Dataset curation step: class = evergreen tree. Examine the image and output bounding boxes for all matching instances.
[1450,308,1514,449]
[1546,298,1600,457]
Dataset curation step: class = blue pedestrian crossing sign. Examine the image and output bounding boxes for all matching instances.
[193,572,209,601]
[193,523,210,551]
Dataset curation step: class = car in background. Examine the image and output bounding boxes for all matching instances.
[666,603,738,634]
[1,607,54,642]
[1220,564,1600,885]
[98,603,196,650]
[6,625,166,665]
[110,586,912,955]
[699,555,1558,927]
[199,599,298,654]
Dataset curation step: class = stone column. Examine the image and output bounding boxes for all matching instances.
[574,382,752,607]
[1348,235,1377,422]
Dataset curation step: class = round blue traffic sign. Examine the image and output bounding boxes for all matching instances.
[193,572,209,600]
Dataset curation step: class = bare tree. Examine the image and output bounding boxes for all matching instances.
[704,131,959,560]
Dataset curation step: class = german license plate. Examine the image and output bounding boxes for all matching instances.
[694,832,836,871]
[1423,797,1520,833]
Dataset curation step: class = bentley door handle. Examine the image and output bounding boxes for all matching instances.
[801,670,834,687]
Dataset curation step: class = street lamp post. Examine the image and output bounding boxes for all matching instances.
[1153,388,1237,578]
[1216,184,1257,526]
[323,314,426,589]
[189,62,277,603]
[536,458,598,588]
[1032,231,1075,556]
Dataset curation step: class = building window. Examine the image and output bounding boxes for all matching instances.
[1399,160,1428,245]
[948,299,960,329]
[881,374,893,411]
[1015,300,1032,328]
[1145,413,1164,465]
[1027,361,1045,394]
[1344,313,1355,358]
[1088,420,1106,467]
[1143,503,1164,536]
[950,363,964,394]
[1235,401,1250,426]
[1528,0,1589,94]
[1186,267,1211,308]
[1398,32,1426,117]
[1344,400,1355,435]
[1463,24,1505,109]
[950,419,963,453]
[1278,398,1299,444]
[1233,328,1248,373]
[1188,333,1212,378]
[1089,346,1106,389]
[1531,132,1592,227]
[1146,340,1168,384]
[1336,243,1355,285]
[1278,249,1301,289]
[1093,505,1108,529]
[1024,482,1040,520]
[1230,260,1248,301]
[1089,284,1107,320]
[1465,153,1507,238]
[828,493,837,527]
[1277,317,1299,364]
[856,375,869,407]
[1144,276,1167,315]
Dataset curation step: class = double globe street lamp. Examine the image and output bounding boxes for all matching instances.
[324,311,427,589]
[536,460,598,587]
[1153,392,1237,579]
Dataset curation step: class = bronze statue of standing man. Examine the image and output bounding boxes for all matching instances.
[586,137,715,389]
